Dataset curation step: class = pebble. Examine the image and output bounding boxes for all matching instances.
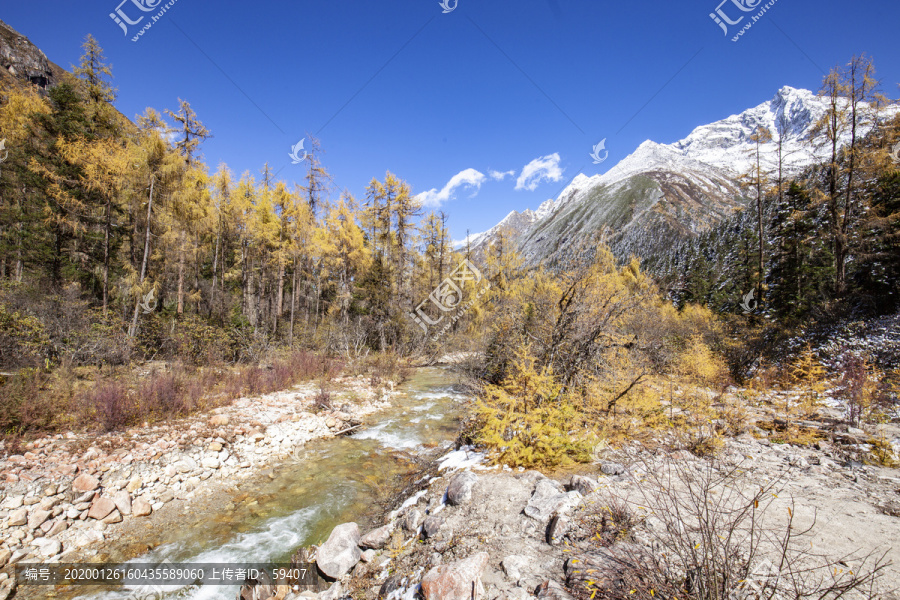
[32,537,62,558]
[1,496,24,510]
[600,462,626,476]
[7,508,27,527]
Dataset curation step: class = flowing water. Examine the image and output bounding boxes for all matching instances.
[72,367,468,600]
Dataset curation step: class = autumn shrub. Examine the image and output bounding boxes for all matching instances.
[475,345,594,468]
[0,301,50,368]
[835,352,880,426]
[467,243,740,464]
[285,349,343,381]
[365,352,406,386]
[270,361,294,391]
[136,368,208,420]
[314,386,333,412]
[232,326,275,363]
[748,356,781,392]
[868,433,899,468]
[140,369,180,416]
[644,302,730,374]
[718,391,750,436]
[576,458,889,600]
[581,374,666,447]
[0,368,73,436]
[181,377,206,412]
[82,380,132,432]
[171,315,234,364]
[669,388,725,457]
[872,371,900,422]
[786,343,828,418]
[0,282,131,368]
[239,365,265,396]
[676,335,730,389]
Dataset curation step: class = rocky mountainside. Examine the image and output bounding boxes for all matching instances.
[471,87,899,268]
[0,19,66,91]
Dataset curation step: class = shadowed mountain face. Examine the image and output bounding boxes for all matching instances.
[471,86,899,269]
[0,19,66,91]
[517,168,745,269]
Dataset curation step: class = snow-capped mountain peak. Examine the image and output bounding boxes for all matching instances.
[469,85,899,266]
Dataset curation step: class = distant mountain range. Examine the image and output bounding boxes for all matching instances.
[467,86,899,268]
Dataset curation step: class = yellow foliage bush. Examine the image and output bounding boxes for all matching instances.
[868,434,899,468]
[0,301,50,366]
[669,387,725,457]
[475,345,593,468]
[788,344,827,418]
[676,335,728,388]
[469,242,736,465]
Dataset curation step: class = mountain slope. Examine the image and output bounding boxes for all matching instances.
[0,19,66,91]
[473,86,899,268]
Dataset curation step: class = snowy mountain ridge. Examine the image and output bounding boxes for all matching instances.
[468,86,899,265]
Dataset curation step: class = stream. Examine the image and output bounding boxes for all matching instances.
[73,367,469,600]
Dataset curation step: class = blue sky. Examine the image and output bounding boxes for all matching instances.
[3,0,899,242]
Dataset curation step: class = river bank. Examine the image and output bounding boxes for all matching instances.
[3,366,900,600]
[293,431,900,600]
[0,372,398,581]
[0,366,470,600]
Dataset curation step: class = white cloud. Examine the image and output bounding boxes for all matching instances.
[417,168,487,207]
[489,169,515,181]
[452,231,484,249]
[515,153,564,191]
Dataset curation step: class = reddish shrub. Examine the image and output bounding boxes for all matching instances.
[139,371,179,418]
[87,381,132,432]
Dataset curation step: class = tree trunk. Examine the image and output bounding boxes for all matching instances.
[275,258,285,332]
[14,187,25,283]
[177,230,185,315]
[129,177,154,338]
[103,195,111,315]
[289,257,299,346]
[756,153,764,303]
[210,216,221,317]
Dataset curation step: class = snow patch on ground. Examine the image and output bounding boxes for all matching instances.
[437,446,485,471]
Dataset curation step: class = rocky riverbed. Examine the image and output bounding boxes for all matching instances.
[3,368,900,600]
[0,373,398,598]
[264,432,900,600]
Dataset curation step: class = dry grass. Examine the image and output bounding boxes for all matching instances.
[1,350,345,439]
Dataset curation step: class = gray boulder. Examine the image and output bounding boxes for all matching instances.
[359,549,377,563]
[536,580,575,600]
[447,471,478,506]
[319,581,343,600]
[359,524,391,549]
[112,491,132,516]
[600,462,625,476]
[27,508,51,529]
[7,508,27,527]
[567,475,598,495]
[316,522,361,579]
[547,514,570,545]
[524,479,581,524]
[501,555,535,582]
[378,575,404,599]
[422,515,445,539]
[32,537,62,558]
[401,508,422,533]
